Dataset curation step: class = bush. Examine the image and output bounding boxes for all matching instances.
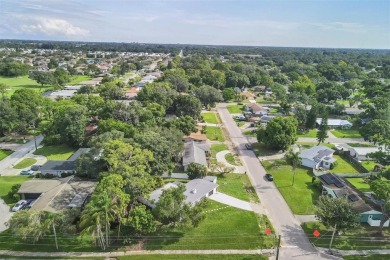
[7,184,21,200]
[61,171,73,178]
[43,134,62,145]
[330,161,338,170]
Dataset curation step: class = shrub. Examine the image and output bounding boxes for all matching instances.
[7,184,21,200]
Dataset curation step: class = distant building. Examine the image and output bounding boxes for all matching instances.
[349,147,381,161]
[316,118,352,129]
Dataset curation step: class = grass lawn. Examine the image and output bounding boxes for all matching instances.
[13,158,37,169]
[33,144,77,160]
[297,129,317,138]
[243,130,257,137]
[68,75,91,85]
[0,149,13,161]
[202,113,219,124]
[345,178,371,192]
[144,200,274,250]
[236,121,245,127]
[210,144,228,158]
[204,126,225,142]
[0,75,51,96]
[225,153,242,166]
[347,143,376,148]
[302,221,390,250]
[332,155,361,174]
[252,143,279,157]
[227,104,244,114]
[262,160,320,215]
[120,255,266,260]
[215,173,258,202]
[343,255,390,260]
[0,176,30,205]
[361,161,377,171]
[331,129,362,138]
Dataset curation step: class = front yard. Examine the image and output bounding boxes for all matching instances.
[252,143,279,157]
[225,153,242,166]
[202,113,219,124]
[0,149,13,161]
[33,144,77,160]
[262,160,320,215]
[297,129,317,138]
[13,158,37,169]
[0,176,30,205]
[215,173,258,202]
[204,126,225,142]
[331,155,362,174]
[210,144,228,158]
[331,129,362,138]
[302,221,390,250]
[227,104,244,114]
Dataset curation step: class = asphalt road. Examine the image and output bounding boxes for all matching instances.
[217,104,339,260]
[0,135,43,175]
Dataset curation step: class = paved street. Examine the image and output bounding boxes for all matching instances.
[0,135,43,175]
[217,103,338,260]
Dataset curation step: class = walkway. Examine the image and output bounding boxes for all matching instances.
[215,150,245,173]
[294,215,317,224]
[198,122,220,127]
[209,192,253,211]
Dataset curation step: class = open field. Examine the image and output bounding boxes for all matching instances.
[0,176,30,205]
[68,75,91,85]
[0,76,50,96]
[262,160,320,215]
[33,144,77,160]
[331,129,362,138]
[215,173,258,202]
[13,158,37,169]
[302,221,390,250]
[204,126,225,142]
[0,149,13,161]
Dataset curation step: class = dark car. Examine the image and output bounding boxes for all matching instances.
[265,174,273,181]
[245,143,253,150]
[31,165,40,171]
[21,199,35,210]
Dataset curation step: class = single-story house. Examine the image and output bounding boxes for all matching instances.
[43,89,78,100]
[318,173,389,227]
[316,118,352,129]
[40,148,90,177]
[125,87,140,99]
[260,115,275,124]
[17,176,96,212]
[141,176,218,208]
[349,147,380,161]
[344,108,365,116]
[242,91,256,100]
[299,146,336,170]
[183,125,207,143]
[182,141,210,170]
[245,103,269,116]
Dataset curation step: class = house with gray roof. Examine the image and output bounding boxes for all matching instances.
[316,118,352,129]
[140,177,218,208]
[299,146,336,170]
[349,147,380,161]
[182,141,210,170]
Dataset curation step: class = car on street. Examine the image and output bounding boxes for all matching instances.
[11,200,27,212]
[245,143,253,150]
[20,169,34,175]
[265,173,273,181]
[30,165,40,171]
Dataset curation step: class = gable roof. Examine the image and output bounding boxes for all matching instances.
[316,118,352,126]
[350,147,380,156]
[246,103,267,112]
[183,141,210,167]
[40,161,76,172]
[299,146,335,163]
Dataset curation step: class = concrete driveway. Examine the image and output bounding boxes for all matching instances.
[0,199,12,233]
[215,150,246,173]
[209,192,253,211]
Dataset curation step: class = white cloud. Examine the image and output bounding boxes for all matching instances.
[20,18,89,37]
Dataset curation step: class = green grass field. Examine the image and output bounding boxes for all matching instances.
[202,113,219,124]
[361,161,377,171]
[210,144,228,158]
[302,221,390,250]
[297,129,317,138]
[204,126,225,142]
[68,75,91,85]
[144,200,274,250]
[0,176,30,205]
[331,129,362,138]
[332,155,361,174]
[262,160,320,215]
[0,75,51,96]
[13,158,37,169]
[33,144,77,160]
[343,255,390,260]
[243,130,257,137]
[227,104,244,114]
[345,178,371,192]
[225,153,242,166]
[216,173,258,202]
[120,255,267,260]
[0,149,13,161]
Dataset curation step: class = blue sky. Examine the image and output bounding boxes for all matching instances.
[0,0,389,49]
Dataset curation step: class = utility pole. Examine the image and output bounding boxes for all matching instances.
[275,235,281,260]
[52,223,58,250]
[329,224,337,254]
[32,122,37,150]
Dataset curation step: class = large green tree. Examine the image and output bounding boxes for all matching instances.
[370,178,390,231]
[284,149,302,186]
[194,85,223,107]
[173,95,202,119]
[257,117,298,151]
[317,114,329,145]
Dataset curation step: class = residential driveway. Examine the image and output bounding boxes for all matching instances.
[217,103,338,260]
[209,192,253,211]
[0,199,12,233]
[215,150,246,173]
[1,152,47,176]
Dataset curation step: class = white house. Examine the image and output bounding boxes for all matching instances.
[349,147,380,161]
[245,103,269,116]
[316,118,352,129]
[299,146,336,170]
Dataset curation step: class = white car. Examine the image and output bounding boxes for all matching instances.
[11,200,27,212]
[335,145,343,151]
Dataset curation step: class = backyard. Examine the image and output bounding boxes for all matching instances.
[13,158,37,169]
[215,173,258,202]
[302,221,390,250]
[331,155,362,174]
[202,112,219,124]
[204,126,225,142]
[227,104,244,114]
[262,160,320,215]
[0,149,13,161]
[331,129,362,138]
[0,175,30,205]
[361,161,377,171]
[0,75,50,96]
[33,144,77,160]
[345,178,371,192]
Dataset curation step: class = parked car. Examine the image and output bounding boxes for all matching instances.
[21,199,35,210]
[265,174,273,181]
[245,143,253,150]
[20,169,34,175]
[12,200,27,212]
[335,145,343,151]
[236,115,246,121]
[30,165,40,171]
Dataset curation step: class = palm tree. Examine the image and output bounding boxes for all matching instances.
[284,149,301,186]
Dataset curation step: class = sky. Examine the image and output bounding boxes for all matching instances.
[0,0,389,49]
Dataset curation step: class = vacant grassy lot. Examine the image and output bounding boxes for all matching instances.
[0,75,50,96]
[0,176,30,205]
[262,160,320,215]
[202,113,219,124]
[204,126,225,142]
[331,129,362,138]
[302,221,390,250]
[33,144,77,160]
[68,75,91,85]
[332,155,361,174]
[345,178,371,192]
[215,173,258,202]
[120,255,267,260]
[297,129,317,138]
[227,104,244,114]
[343,255,390,260]
[0,149,13,161]
[144,200,274,250]
[225,153,242,166]
[13,158,37,169]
